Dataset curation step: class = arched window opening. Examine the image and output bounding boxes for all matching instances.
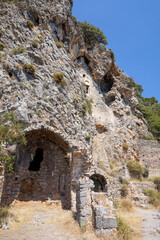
[28,148,43,171]
[90,174,107,192]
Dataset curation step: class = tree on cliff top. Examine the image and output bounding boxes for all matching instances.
[0,112,26,172]
[79,21,108,49]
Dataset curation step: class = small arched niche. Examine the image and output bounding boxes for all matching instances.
[90,174,107,192]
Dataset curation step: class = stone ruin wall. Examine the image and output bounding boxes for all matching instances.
[1,129,72,209]
[138,139,160,177]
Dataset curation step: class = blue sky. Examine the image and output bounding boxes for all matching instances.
[72,0,160,102]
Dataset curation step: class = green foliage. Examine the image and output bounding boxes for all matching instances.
[0,54,2,62]
[0,112,26,172]
[13,46,25,54]
[154,177,160,191]
[120,184,129,197]
[119,177,129,185]
[117,215,132,240]
[144,188,160,206]
[79,21,108,49]
[134,82,160,139]
[142,135,155,140]
[55,41,64,48]
[23,64,35,76]
[53,73,66,86]
[82,98,93,115]
[127,160,144,179]
[142,167,149,178]
[31,40,38,48]
[0,42,5,51]
[85,135,91,141]
[27,20,34,30]
[0,207,9,227]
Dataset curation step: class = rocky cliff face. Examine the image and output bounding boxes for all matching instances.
[0,0,159,186]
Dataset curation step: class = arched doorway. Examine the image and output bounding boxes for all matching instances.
[1,128,71,209]
[90,174,107,192]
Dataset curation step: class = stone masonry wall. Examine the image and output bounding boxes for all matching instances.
[1,132,71,209]
[138,140,160,169]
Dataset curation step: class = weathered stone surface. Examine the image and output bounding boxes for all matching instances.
[94,207,109,217]
[95,216,102,230]
[103,217,117,229]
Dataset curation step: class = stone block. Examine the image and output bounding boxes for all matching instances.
[95,216,102,230]
[79,209,92,217]
[94,206,109,216]
[103,217,117,229]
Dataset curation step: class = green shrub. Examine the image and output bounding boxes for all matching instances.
[23,64,35,76]
[117,215,132,240]
[142,167,149,178]
[120,184,129,197]
[127,160,144,179]
[154,177,160,191]
[82,98,93,115]
[119,177,129,185]
[135,83,160,139]
[144,188,160,206]
[121,199,133,211]
[0,207,9,227]
[142,135,155,140]
[0,42,5,51]
[53,73,66,86]
[85,135,91,141]
[79,21,108,49]
[13,46,25,54]
[27,20,34,30]
[55,41,64,48]
[0,54,2,62]
[73,97,79,103]
[31,40,38,48]
[127,80,135,88]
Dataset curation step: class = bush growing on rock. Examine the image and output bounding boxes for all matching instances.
[154,177,160,191]
[13,46,25,54]
[31,40,38,48]
[120,184,129,197]
[127,160,144,179]
[27,20,34,30]
[144,188,160,206]
[23,64,35,76]
[0,42,5,51]
[53,73,66,86]
[142,167,149,178]
[55,41,64,48]
[119,177,129,185]
[79,21,108,49]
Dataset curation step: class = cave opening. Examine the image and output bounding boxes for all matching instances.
[100,73,114,93]
[28,148,43,171]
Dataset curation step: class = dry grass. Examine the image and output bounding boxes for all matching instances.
[5,200,110,240]
[117,207,142,240]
